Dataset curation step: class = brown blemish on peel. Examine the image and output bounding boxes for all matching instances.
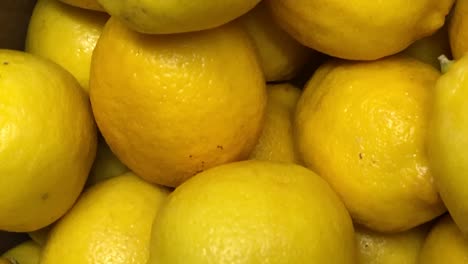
[41,193,49,200]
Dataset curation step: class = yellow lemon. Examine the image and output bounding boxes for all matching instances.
[0,50,97,232]
[149,160,356,264]
[86,135,128,186]
[249,84,302,163]
[428,54,468,237]
[40,173,170,264]
[267,0,454,60]
[96,0,260,34]
[356,225,429,264]
[90,18,266,187]
[58,0,104,12]
[403,25,452,70]
[419,215,468,263]
[295,56,445,233]
[449,0,468,59]
[2,240,41,264]
[26,0,108,93]
[237,2,314,82]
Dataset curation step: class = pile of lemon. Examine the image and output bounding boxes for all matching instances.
[2,0,468,263]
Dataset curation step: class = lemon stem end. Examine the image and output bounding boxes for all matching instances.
[438,54,454,74]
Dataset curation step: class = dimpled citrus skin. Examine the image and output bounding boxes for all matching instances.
[26,0,108,93]
[419,215,468,264]
[90,18,266,187]
[238,2,313,82]
[40,173,170,264]
[149,161,356,264]
[58,0,104,11]
[450,0,468,59]
[267,0,454,60]
[428,54,468,237]
[96,0,261,34]
[249,84,302,164]
[0,50,97,232]
[356,225,429,264]
[295,56,445,233]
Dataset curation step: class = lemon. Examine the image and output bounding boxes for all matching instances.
[40,173,169,264]
[58,0,104,12]
[86,135,128,186]
[2,240,41,264]
[428,54,468,237]
[403,25,452,70]
[90,18,266,187]
[0,50,96,232]
[267,0,454,60]
[356,225,429,264]
[26,0,108,93]
[295,55,445,233]
[249,84,302,163]
[449,0,468,59]
[149,160,356,264]
[237,2,313,82]
[96,0,260,34]
[419,215,468,263]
